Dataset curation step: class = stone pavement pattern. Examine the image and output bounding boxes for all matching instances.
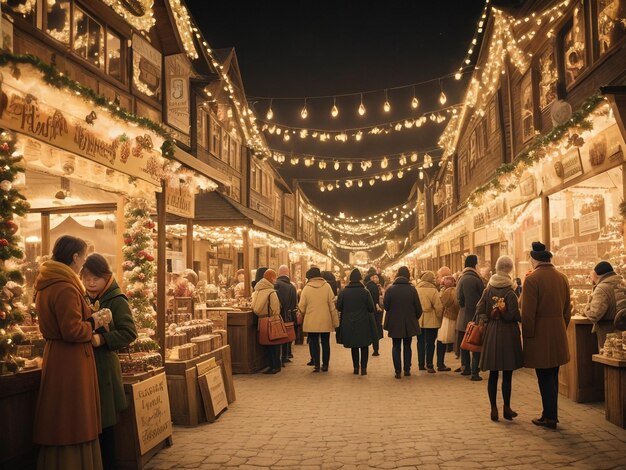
[146,337,626,470]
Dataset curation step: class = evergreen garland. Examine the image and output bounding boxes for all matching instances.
[466,93,605,207]
[0,129,30,371]
[0,52,175,159]
[122,198,157,333]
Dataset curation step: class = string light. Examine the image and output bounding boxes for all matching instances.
[438,80,447,106]
[331,97,339,118]
[358,94,366,116]
[411,85,419,109]
[266,99,274,120]
[383,89,391,113]
[301,99,308,119]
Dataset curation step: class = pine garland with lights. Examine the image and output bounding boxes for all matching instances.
[122,198,157,333]
[0,129,30,372]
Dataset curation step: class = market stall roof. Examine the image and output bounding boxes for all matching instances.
[167,191,293,241]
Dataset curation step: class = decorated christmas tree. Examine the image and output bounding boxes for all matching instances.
[0,129,30,372]
[122,198,157,334]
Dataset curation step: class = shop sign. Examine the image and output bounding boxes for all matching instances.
[133,34,162,99]
[519,175,536,198]
[579,211,601,236]
[165,54,191,135]
[132,372,172,455]
[554,148,584,183]
[0,92,162,185]
[485,199,507,223]
[165,181,195,218]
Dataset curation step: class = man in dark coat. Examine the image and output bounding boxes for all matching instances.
[337,269,379,375]
[456,254,485,380]
[275,265,298,365]
[365,272,383,356]
[383,266,423,379]
[521,241,571,430]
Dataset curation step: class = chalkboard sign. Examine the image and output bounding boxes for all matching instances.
[198,366,228,421]
[131,372,172,455]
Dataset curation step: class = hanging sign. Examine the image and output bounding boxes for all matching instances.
[0,91,162,185]
[165,54,191,135]
[579,211,601,236]
[133,34,162,99]
[165,180,195,218]
[131,372,172,455]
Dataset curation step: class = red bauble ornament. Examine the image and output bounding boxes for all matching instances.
[0,311,6,320]
[144,221,155,229]
[0,239,8,247]
[0,143,9,152]
[124,237,133,245]
[6,220,18,234]
[146,254,155,262]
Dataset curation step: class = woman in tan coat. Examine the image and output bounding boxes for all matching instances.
[416,271,443,373]
[34,236,111,470]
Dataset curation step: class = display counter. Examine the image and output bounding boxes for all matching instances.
[227,310,267,374]
[164,344,235,425]
[558,316,604,403]
[592,354,626,429]
[0,368,41,470]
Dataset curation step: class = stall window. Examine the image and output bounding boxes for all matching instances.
[597,0,626,56]
[562,3,587,88]
[46,0,70,45]
[73,6,104,69]
[459,152,468,187]
[221,133,230,163]
[106,29,122,81]
[469,130,477,169]
[4,0,36,24]
[229,137,239,171]
[250,164,257,191]
[209,116,221,157]
[197,108,208,149]
[520,72,534,142]
[538,48,558,109]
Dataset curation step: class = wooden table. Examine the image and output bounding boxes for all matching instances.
[592,354,626,428]
[227,310,267,374]
[0,368,41,470]
[114,368,172,470]
[164,345,235,425]
[558,316,604,403]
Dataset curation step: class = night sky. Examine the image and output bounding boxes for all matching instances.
[186,1,487,249]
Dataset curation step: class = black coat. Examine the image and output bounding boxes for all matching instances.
[365,280,381,307]
[383,277,423,338]
[456,268,485,332]
[336,282,379,349]
[275,276,298,321]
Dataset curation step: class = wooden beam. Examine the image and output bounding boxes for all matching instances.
[30,203,117,214]
[156,187,167,363]
[116,196,125,288]
[186,218,194,269]
[541,195,551,251]
[243,229,251,298]
[41,213,50,256]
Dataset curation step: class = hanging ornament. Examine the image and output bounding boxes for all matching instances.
[6,220,18,234]
[0,239,8,247]
[0,180,12,192]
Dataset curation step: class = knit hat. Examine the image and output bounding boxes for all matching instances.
[349,268,362,282]
[495,255,514,275]
[464,255,478,268]
[306,266,321,279]
[420,271,436,284]
[594,261,614,276]
[252,267,268,288]
[530,241,552,262]
[397,266,410,279]
[437,266,452,279]
[367,266,377,275]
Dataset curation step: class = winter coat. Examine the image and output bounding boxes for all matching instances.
[298,277,339,333]
[365,280,381,309]
[521,263,571,369]
[441,286,460,321]
[336,281,379,349]
[275,275,298,321]
[383,277,423,338]
[456,268,485,332]
[251,278,281,317]
[585,272,623,349]
[476,275,523,371]
[33,260,101,446]
[416,275,444,329]
[91,280,138,429]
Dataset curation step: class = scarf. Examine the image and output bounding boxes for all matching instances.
[86,274,115,312]
[36,260,86,295]
[488,273,515,289]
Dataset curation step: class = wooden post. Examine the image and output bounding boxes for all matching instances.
[542,195,551,251]
[41,213,50,256]
[243,228,251,298]
[622,162,626,251]
[116,196,125,287]
[156,187,167,362]
[186,218,194,269]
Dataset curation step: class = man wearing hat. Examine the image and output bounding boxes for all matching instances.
[298,267,340,372]
[521,241,571,429]
[456,254,485,380]
[585,260,623,350]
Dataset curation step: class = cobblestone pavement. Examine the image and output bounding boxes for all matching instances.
[146,337,626,470]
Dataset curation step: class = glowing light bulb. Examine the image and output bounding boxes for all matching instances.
[283,133,290,142]
[383,100,391,113]
[334,161,340,171]
[411,97,419,109]
[301,102,308,119]
[355,131,363,141]
[358,102,366,116]
[419,170,424,180]
[358,180,363,187]
[411,153,418,162]
[455,72,462,80]
[369,179,375,186]
[439,92,447,105]
[331,104,339,118]
[381,157,388,169]
[266,106,274,120]
[397,170,404,179]
[347,162,353,171]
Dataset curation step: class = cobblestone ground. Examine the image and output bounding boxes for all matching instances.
[147,337,626,470]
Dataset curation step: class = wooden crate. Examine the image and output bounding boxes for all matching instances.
[227,310,266,374]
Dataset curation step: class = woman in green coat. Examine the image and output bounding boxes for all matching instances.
[81,253,138,470]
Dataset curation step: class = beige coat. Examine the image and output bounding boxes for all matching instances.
[416,275,443,329]
[251,278,281,317]
[585,272,623,349]
[298,277,339,333]
[521,263,571,369]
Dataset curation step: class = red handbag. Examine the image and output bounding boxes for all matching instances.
[460,319,484,353]
[257,292,295,345]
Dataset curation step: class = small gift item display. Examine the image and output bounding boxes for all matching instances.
[602,332,626,360]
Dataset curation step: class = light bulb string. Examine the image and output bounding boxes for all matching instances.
[296,159,441,183]
[260,103,461,133]
[303,196,416,222]
[270,146,443,164]
[245,69,474,101]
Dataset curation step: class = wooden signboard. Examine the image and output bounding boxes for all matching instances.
[131,372,172,455]
[197,364,228,422]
